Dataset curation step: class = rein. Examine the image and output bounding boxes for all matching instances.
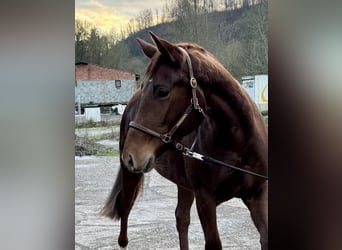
[129,47,268,180]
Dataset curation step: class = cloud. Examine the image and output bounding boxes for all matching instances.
[75,0,167,33]
[75,0,129,33]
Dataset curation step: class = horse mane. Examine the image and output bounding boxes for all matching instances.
[175,42,267,176]
[177,42,264,138]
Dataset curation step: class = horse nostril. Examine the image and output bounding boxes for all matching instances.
[127,154,134,168]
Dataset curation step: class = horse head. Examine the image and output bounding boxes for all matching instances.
[121,32,206,173]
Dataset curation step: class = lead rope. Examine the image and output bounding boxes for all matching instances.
[172,140,268,180]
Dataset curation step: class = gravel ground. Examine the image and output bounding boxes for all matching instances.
[75,155,260,250]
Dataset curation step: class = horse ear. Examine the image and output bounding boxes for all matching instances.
[149,31,181,63]
[136,38,157,59]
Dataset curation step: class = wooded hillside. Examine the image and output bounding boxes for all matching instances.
[75,0,267,81]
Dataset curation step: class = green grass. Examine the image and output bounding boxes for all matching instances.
[96,148,119,156]
[87,133,117,142]
[75,119,121,129]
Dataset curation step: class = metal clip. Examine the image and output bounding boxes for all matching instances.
[161,134,171,143]
[175,143,184,151]
[183,149,204,161]
[182,146,190,156]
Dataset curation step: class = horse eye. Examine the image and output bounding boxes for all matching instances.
[156,88,169,98]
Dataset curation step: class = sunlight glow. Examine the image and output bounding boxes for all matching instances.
[75,3,128,34]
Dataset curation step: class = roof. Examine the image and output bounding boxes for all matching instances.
[75,63,135,81]
[75,61,88,65]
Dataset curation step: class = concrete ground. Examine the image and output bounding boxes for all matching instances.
[75,155,260,250]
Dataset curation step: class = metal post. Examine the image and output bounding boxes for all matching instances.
[78,95,81,115]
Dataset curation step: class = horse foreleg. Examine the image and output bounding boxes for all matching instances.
[195,190,222,250]
[116,168,144,249]
[242,182,268,250]
[118,214,128,249]
[175,186,195,250]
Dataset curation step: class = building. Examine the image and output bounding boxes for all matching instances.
[240,74,268,112]
[75,62,139,118]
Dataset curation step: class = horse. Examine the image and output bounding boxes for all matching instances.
[100,90,196,249]
[101,32,268,250]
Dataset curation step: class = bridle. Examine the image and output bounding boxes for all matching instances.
[128,47,268,180]
[129,47,203,145]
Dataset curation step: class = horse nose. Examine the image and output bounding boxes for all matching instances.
[123,153,135,170]
[122,152,154,173]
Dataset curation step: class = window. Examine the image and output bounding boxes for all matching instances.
[115,80,121,89]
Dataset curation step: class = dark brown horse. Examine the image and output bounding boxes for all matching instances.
[101,32,268,250]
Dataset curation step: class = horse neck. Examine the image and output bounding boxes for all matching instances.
[194,58,260,138]
[196,70,267,160]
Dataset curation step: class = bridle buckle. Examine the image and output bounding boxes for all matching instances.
[190,77,197,88]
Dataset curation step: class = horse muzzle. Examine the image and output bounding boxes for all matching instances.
[122,152,154,173]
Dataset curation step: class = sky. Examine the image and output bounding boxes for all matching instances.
[75,0,168,34]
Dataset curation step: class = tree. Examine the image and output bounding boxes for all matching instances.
[75,20,91,62]
[167,0,213,43]
[74,0,268,79]
[239,1,268,75]
[87,28,102,64]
